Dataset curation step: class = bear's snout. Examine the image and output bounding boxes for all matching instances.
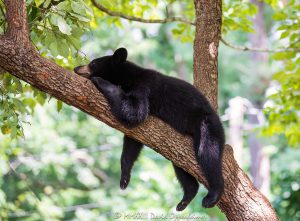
[74,65,91,78]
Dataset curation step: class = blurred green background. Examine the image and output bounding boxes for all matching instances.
[0,0,299,220]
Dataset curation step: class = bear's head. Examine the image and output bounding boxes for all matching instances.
[74,48,128,81]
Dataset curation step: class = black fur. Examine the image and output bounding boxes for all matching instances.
[74,48,225,210]
[120,136,143,190]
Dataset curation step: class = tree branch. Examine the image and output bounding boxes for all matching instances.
[90,0,195,26]
[4,0,29,43]
[193,0,221,110]
[220,38,299,53]
[91,0,299,54]
[0,0,279,220]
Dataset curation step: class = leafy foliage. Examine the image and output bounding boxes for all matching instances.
[223,0,258,33]
[0,73,39,139]
[271,148,300,220]
[0,0,93,138]
[262,0,300,146]
[28,0,93,60]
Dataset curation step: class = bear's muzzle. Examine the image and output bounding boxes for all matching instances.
[74,65,91,78]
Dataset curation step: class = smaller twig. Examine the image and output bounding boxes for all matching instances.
[91,0,195,26]
[220,38,300,53]
[9,162,42,203]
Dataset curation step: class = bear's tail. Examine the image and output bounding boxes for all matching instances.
[196,115,224,208]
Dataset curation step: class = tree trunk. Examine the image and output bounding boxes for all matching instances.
[248,112,271,197]
[193,0,221,110]
[249,0,268,64]
[0,0,279,220]
[248,0,271,196]
[193,0,278,220]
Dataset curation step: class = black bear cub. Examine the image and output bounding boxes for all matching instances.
[74,48,225,211]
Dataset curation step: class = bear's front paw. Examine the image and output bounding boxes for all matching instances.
[90,76,102,85]
[91,77,112,87]
[90,77,108,92]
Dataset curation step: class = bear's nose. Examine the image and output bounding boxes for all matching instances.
[74,66,82,73]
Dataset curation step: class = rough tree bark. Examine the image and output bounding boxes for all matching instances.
[0,1,279,220]
[193,0,221,110]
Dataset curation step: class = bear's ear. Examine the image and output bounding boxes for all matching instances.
[113,48,128,64]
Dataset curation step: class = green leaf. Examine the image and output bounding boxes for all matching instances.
[10,127,18,138]
[59,39,69,58]
[44,31,56,47]
[280,31,290,39]
[13,79,23,93]
[248,4,258,16]
[57,16,72,35]
[277,25,289,31]
[272,52,296,60]
[34,0,44,7]
[36,92,47,105]
[50,14,59,26]
[286,61,296,71]
[49,41,59,57]
[69,12,89,22]
[22,98,37,112]
[71,28,84,38]
[12,98,28,114]
[71,2,86,15]
[56,1,68,11]
[57,100,63,112]
[68,36,81,49]
[273,12,287,20]
[43,0,51,8]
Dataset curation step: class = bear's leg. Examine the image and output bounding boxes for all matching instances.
[91,77,149,128]
[91,77,123,105]
[193,118,224,208]
[173,164,199,211]
[120,135,143,189]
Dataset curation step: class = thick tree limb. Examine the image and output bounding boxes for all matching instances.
[0,1,279,220]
